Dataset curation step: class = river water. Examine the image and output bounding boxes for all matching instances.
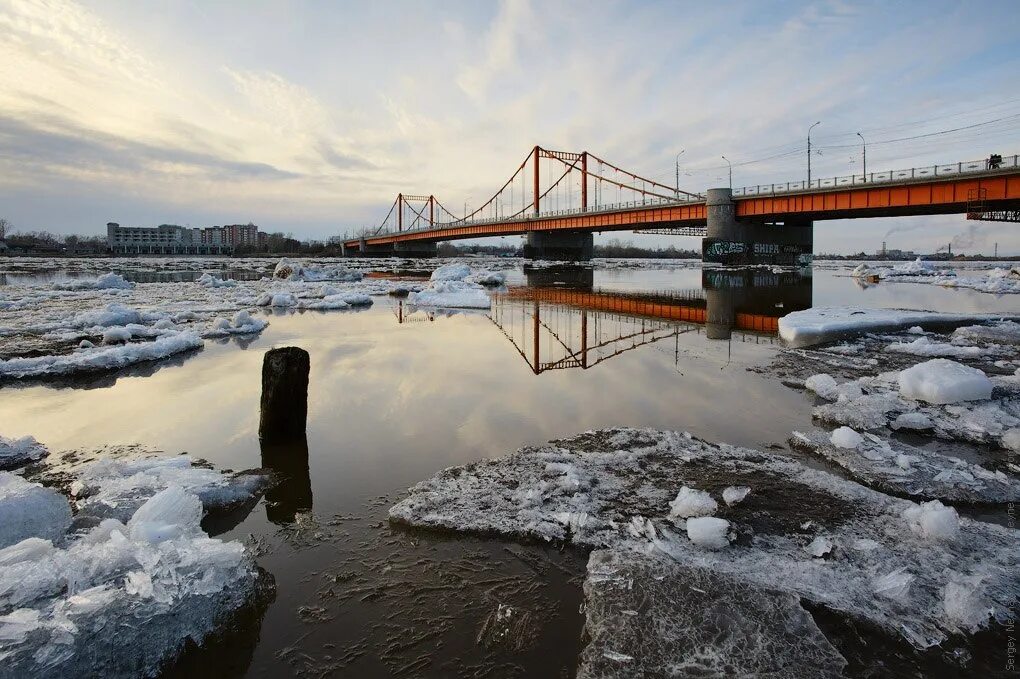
[0,259,1016,677]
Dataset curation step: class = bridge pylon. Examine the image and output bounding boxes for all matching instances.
[702,188,812,265]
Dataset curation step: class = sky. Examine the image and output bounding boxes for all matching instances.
[1,0,1019,254]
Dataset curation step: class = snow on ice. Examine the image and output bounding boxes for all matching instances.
[389,428,1018,667]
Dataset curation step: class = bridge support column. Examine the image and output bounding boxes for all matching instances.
[358,237,394,257]
[703,188,813,265]
[392,241,437,258]
[523,230,593,261]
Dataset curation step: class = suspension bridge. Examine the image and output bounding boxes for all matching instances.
[342,146,1020,264]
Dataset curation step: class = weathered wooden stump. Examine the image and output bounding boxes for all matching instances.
[259,346,309,441]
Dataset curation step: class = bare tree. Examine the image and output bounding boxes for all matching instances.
[0,217,9,240]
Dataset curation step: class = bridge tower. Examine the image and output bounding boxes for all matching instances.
[702,188,812,265]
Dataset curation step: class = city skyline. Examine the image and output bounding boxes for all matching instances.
[1,0,1019,253]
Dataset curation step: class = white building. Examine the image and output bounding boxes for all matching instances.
[107,222,232,255]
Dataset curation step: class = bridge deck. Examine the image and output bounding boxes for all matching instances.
[346,164,1020,250]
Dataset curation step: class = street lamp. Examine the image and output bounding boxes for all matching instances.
[807,121,821,185]
[675,149,686,197]
[857,132,867,181]
[464,199,471,222]
[721,155,732,189]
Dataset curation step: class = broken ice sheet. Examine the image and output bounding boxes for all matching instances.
[790,430,1020,504]
[389,428,1019,662]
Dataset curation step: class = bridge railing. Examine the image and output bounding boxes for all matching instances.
[732,153,1018,197]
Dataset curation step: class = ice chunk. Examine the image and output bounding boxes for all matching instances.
[101,326,133,344]
[943,576,992,631]
[255,291,298,307]
[902,500,959,541]
[669,486,718,518]
[1003,428,1020,452]
[429,263,471,281]
[466,270,506,286]
[127,486,204,543]
[202,309,268,338]
[804,373,838,399]
[685,517,730,550]
[890,412,933,431]
[0,435,49,470]
[0,473,71,549]
[196,273,237,288]
[830,426,863,449]
[805,536,832,558]
[873,568,913,601]
[722,486,750,506]
[898,359,992,405]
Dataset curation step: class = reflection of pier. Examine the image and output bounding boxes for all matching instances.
[260,437,313,524]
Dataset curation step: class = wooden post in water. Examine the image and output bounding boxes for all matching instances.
[259,347,309,441]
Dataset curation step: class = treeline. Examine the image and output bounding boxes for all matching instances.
[595,238,699,259]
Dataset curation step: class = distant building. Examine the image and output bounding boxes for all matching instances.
[106,221,262,254]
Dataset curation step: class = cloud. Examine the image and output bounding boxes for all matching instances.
[0,0,1016,253]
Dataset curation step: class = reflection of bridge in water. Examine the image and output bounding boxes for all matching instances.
[490,266,812,374]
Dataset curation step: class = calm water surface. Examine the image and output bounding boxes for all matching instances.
[1,261,1017,677]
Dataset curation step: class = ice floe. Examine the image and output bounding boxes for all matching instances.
[201,310,268,338]
[0,453,271,677]
[852,259,1020,295]
[408,280,492,308]
[390,428,1018,664]
[778,307,1015,347]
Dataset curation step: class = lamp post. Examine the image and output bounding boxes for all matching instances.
[675,149,685,197]
[807,121,821,186]
[721,155,732,189]
[856,132,866,182]
[463,199,471,222]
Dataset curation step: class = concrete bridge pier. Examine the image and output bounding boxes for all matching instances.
[393,241,438,258]
[702,188,812,265]
[523,230,594,261]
